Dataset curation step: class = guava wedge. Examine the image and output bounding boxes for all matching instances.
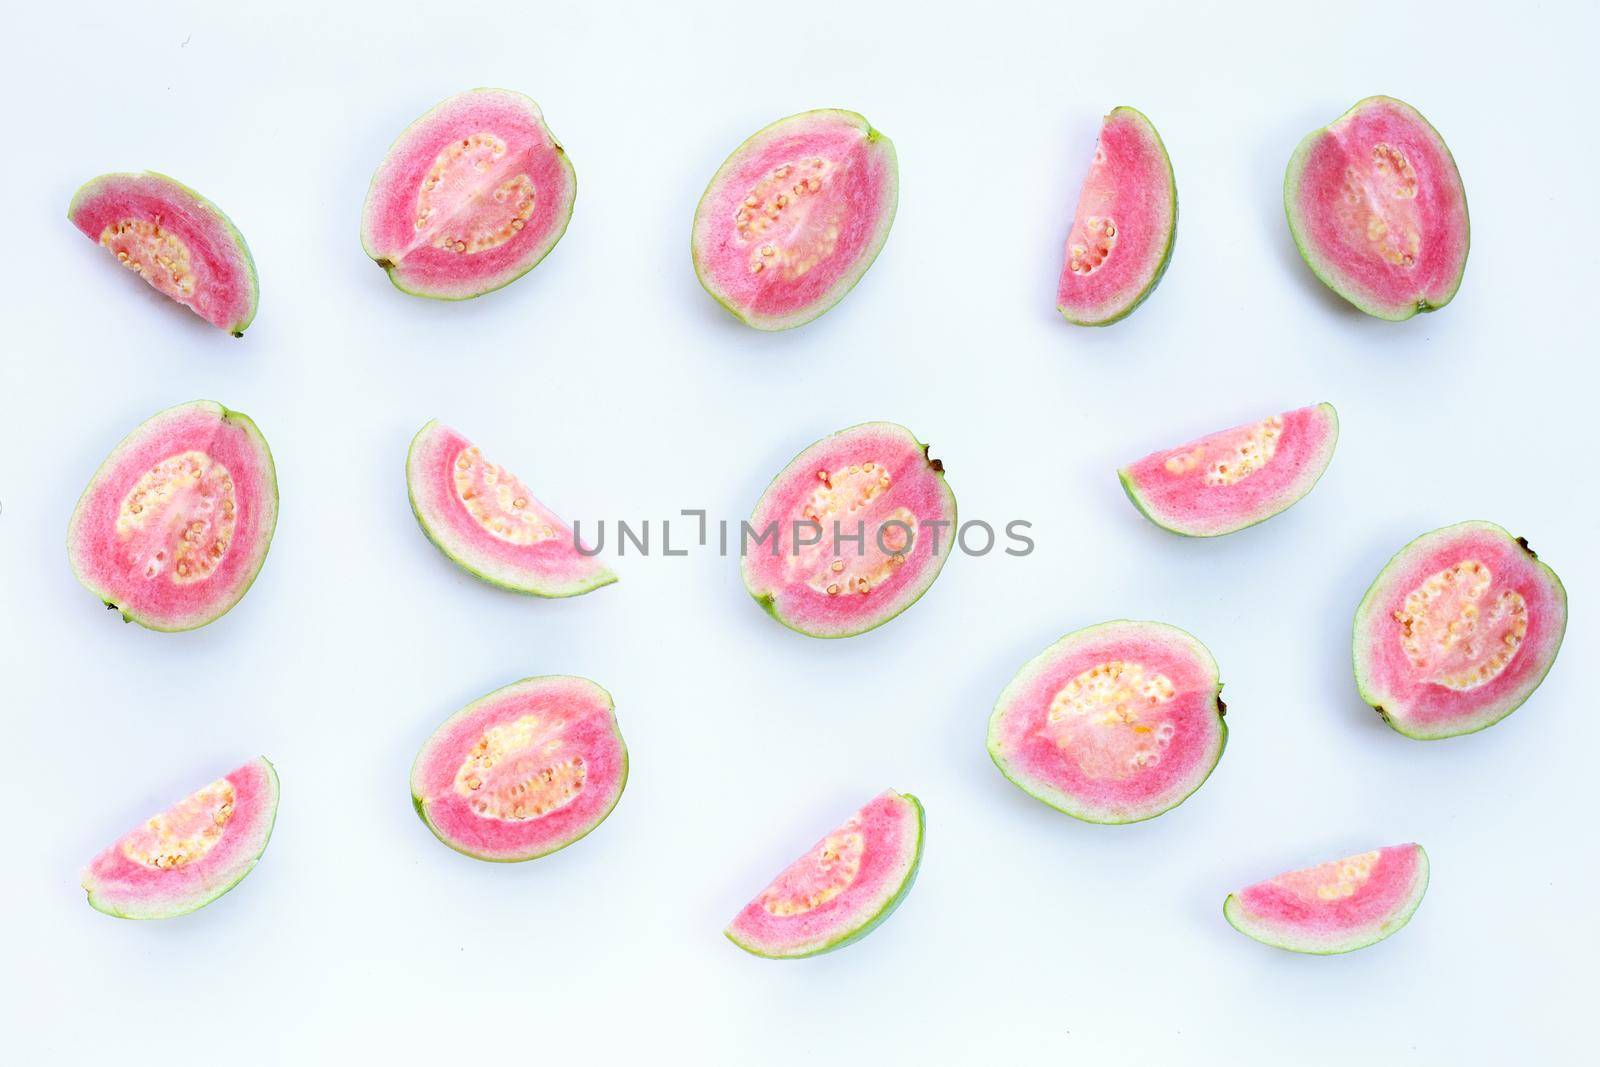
[82,757,279,919]
[1056,107,1176,326]
[726,789,923,959]
[68,400,278,631]
[407,420,615,597]
[1224,844,1429,954]
[1119,403,1339,537]
[68,172,259,335]
[411,676,627,862]
[989,621,1226,823]
[742,422,955,638]
[1285,96,1469,319]
[1354,521,1566,739]
[361,89,576,300]
[692,109,898,330]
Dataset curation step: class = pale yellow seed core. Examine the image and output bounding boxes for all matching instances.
[1276,850,1382,902]
[760,830,865,917]
[415,132,536,255]
[734,157,844,280]
[120,778,236,870]
[99,218,198,301]
[1393,560,1528,690]
[1338,142,1421,269]
[453,715,586,822]
[1043,661,1178,780]
[116,450,237,585]
[1067,215,1118,276]
[789,460,910,598]
[452,445,557,546]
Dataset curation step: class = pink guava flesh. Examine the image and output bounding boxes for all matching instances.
[1119,403,1339,537]
[362,89,576,300]
[67,400,278,631]
[1285,96,1468,320]
[1056,107,1176,326]
[68,172,259,334]
[1354,521,1566,739]
[1225,844,1428,954]
[406,420,615,597]
[410,676,627,862]
[692,110,898,330]
[82,758,279,919]
[726,790,923,959]
[988,621,1226,823]
[741,422,956,638]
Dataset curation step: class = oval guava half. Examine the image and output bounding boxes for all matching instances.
[411,676,627,862]
[68,400,278,631]
[989,621,1226,823]
[1225,844,1429,954]
[725,789,923,959]
[68,172,259,335]
[1354,521,1566,739]
[82,757,279,919]
[361,88,576,300]
[692,109,898,330]
[742,422,956,638]
[1285,96,1468,319]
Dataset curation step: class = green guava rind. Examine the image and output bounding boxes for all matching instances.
[1223,845,1430,955]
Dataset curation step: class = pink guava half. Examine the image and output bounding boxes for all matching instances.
[1225,844,1429,954]
[692,109,898,330]
[988,621,1226,824]
[67,400,279,631]
[1119,403,1339,537]
[362,88,576,300]
[725,789,924,959]
[68,172,259,334]
[1354,521,1566,740]
[406,420,615,597]
[410,676,627,862]
[1056,107,1176,326]
[1285,96,1469,320]
[741,422,956,638]
[82,757,279,919]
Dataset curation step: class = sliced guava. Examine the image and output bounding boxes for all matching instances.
[1225,843,1429,954]
[1354,521,1566,739]
[1056,107,1176,326]
[741,422,956,638]
[411,676,627,862]
[68,172,259,335]
[692,109,898,330]
[1119,403,1339,537]
[67,400,278,631]
[82,757,279,919]
[989,621,1226,823]
[361,89,576,300]
[1285,96,1468,320]
[406,420,615,597]
[726,789,923,959]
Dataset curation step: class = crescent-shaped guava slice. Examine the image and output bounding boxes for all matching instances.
[1118,403,1338,537]
[410,676,627,862]
[725,789,923,959]
[361,88,576,300]
[1285,96,1469,320]
[692,109,898,330]
[68,172,259,335]
[1224,844,1429,954]
[1354,521,1566,739]
[82,758,279,919]
[988,621,1226,824]
[67,400,278,631]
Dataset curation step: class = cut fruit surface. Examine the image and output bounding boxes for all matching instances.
[411,676,627,862]
[989,621,1226,823]
[407,420,615,597]
[82,757,279,919]
[726,790,923,959]
[362,89,576,300]
[1354,521,1565,739]
[1285,96,1468,319]
[692,109,898,330]
[1119,403,1338,536]
[68,172,258,334]
[741,422,955,638]
[67,400,278,631]
[1225,844,1428,954]
[1056,107,1176,326]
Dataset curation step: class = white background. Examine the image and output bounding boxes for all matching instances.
[1,0,1594,1062]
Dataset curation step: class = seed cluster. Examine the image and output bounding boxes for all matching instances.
[116,450,237,585]
[454,445,557,545]
[415,132,536,255]
[454,715,587,822]
[792,462,909,597]
[760,830,865,917]
[1067,215,1118,275]
[1046,661,1179,779]
[99,218,197,299]
[734,157,844,281]
[120,778,236,870]
[1337,142,1421,269]
[1199,415,1284,487]
[1394,560,1529,690]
